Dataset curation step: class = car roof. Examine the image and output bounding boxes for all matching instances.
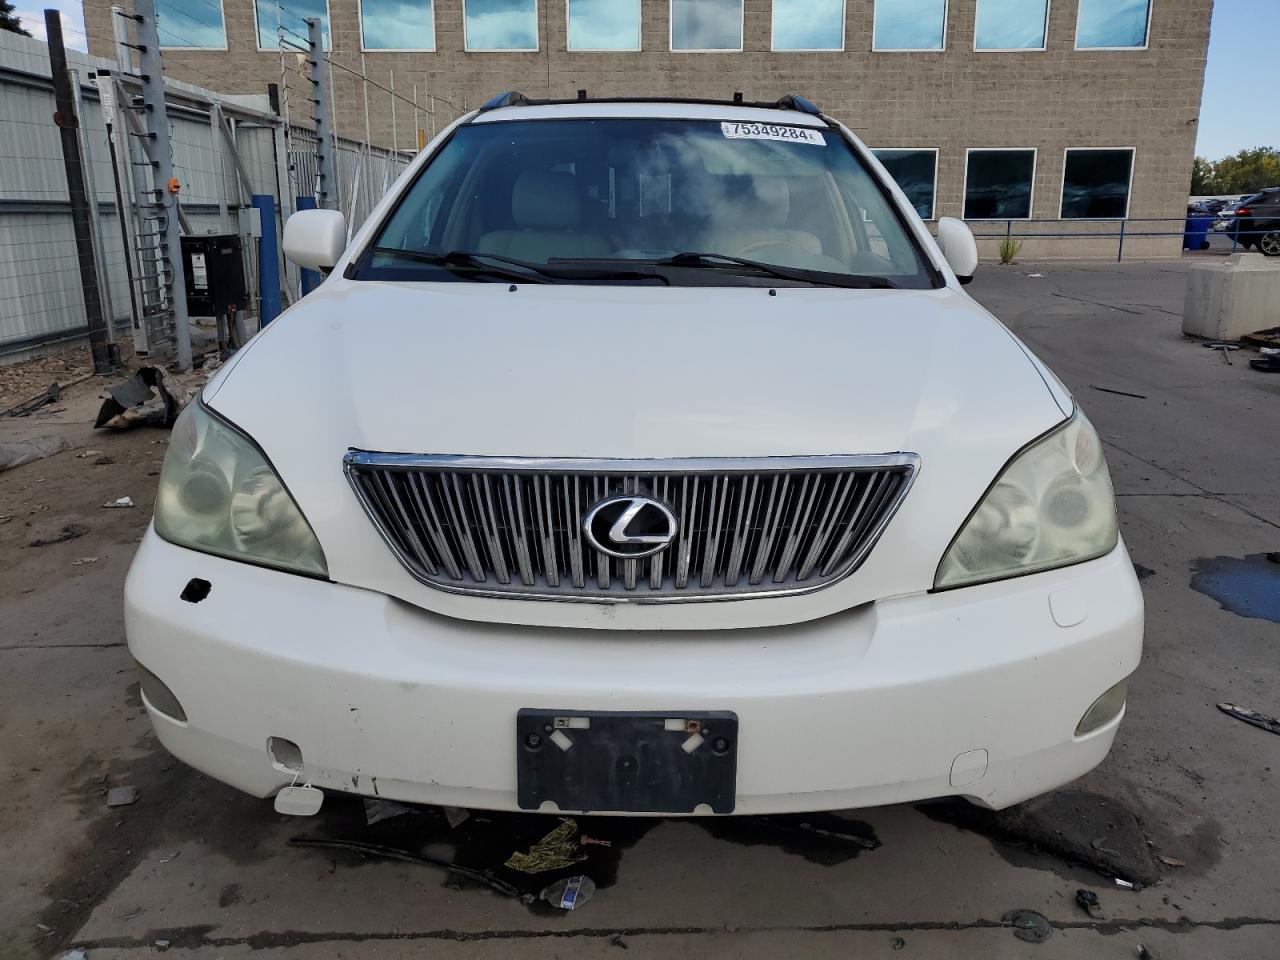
[470,95,828,128]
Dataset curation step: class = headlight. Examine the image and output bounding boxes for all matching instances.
[934,410,1117,590]
[155,401,328,577]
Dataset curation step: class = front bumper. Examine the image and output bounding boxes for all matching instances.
[125,529,1143,814]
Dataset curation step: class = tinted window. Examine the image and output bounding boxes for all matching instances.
[773,0,844,50]
[158,0,227,47]
[671,0,742,50]
[873,149,936,219]
[1077,0,1149,48]
[874,0,946,51]
[362,0,434,49]
[1061,149,1133,219]
[365,118,937,288]
[975,0,1047,50]
[256,0,327,48]
[568,0,640,50]
[465,0,537,50]
[965,150,1036,219]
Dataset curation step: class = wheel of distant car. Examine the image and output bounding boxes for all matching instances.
[1260,231,1280,257]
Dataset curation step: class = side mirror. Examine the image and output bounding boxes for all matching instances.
[283,209,347,272]
[936,217,978,285]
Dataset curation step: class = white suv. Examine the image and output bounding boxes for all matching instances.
[125,94,1142,817]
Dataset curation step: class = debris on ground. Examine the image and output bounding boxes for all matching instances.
[610,932,628,949]
[1075,889,1104,919]
[3,382,61,417]
[443,806,470,829]
[890,937,906,950]
[1158,855,1186,868]
[1249,354,1280,373]
[288,835,520,897]
[539,874,595,911]
[1137,945,1157,959]
[71,557,99,566]
[107,786,139,807]
[93,455,115,465]
[94,366,190,430]
[363,798,416,826]
[1003,909,1052,943]
[75,450,103,459]
[102,497,134,509]
[58,951,87,960]
[580,835,612,848]
[504,818,588,874]
[154,939,170,950]
[28,524,89,547]
[1217,702,1280,736]
[1114,878,1140,890]
[1091,385,1148,400]
[793,819,879,849]
[0,435,73,473]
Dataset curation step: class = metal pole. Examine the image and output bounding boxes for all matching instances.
[69,68,118,342]
[45,10,117,374]
[110,4,132,72]
[134,0,193,370]
[390,68,398,155]
[412,81,418,152]
[97,73,143,338]
[1117,219,1126,263]
[307,18,334,210]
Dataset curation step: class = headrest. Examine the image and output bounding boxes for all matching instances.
[512,170,580,230]
[744,177,791,227]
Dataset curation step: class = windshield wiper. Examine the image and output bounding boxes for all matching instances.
[658,253,897,289]
[370,248,557,284]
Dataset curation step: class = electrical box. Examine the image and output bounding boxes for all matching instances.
[181,234,247,317]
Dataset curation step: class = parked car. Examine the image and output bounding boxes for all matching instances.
[1225,188,1280,254]
[126,94,1143,819]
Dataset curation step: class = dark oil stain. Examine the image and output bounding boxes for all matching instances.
[1190,555,1280,623]
[1133,562,1156,581]
[218,882,242,908]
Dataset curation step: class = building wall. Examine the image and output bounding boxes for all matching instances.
[83,0,1214,259]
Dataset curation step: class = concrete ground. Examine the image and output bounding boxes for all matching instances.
[2,261,1279,959]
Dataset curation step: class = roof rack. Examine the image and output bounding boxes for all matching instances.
[477,91,823,116]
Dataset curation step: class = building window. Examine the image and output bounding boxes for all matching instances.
[256,0,328,50]
[671,0,743,51]
[1061,149,1134,219]
[974,0,1047,50]
[157,0,227,48]
[964,149,1036,219]
[465,0,538,51]
[568,0,640,50]
[873,0,946,51]
[362,0,434,50]
[1076,0,1150,49]
[873,149,937,220]
[772,0,844,51]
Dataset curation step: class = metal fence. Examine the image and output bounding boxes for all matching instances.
[968,217,1278,262]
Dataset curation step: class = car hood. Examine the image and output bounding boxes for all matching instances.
[206,279,1071,630]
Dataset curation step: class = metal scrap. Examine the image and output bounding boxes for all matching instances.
[1217,702,1280,736]
[94,366,190,430]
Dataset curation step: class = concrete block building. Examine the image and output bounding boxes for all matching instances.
[81,0,1215,258]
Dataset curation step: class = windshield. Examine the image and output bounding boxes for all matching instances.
[356,118,939,289]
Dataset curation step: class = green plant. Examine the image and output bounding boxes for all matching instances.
[998,236,1023,265]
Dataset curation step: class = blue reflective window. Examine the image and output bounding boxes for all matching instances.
[569,0,640,50]
[772,0,844,51]
[255,0,328,50]
[1077,0,1150,49]
[671,0,742,51]
[873,0,946,51]
[964,150,1036,219]
[975,0,1047,50]
[873,149,937,219]
[1061,149,1133,219]
[465,0,538,50]
[362,0,435,49]
[158,0,227,48]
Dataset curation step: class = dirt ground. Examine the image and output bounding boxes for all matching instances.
[2,261,1279,959]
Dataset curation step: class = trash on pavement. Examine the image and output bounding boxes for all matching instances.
[580,835,612,848]
[1137,945,1157,959]
[103,496,134,509]
[1158,855,1186,868]
[1075,889,1104,919]
[28,524,88,547]
[363,797,416,825]
[1249,354,1280,373]
[75,450,104,459]
[505,818,587,874]
[539,875,596,911]
[1091,385,1147,400]
[289,835,520,897]
[94,366,190,430]
[0,435,73,472]
[107,786,139,807]
[3,382,60,417]
[1217,702,1280,736]
[443,805,470,829]
[1113,878,1140,890]
[1002,909,1052,943]
[72,557,99,566]
[890,937,906,950]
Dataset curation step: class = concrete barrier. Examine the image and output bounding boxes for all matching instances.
[1183,253,1280,341]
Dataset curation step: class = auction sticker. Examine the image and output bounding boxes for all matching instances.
[721,121,825,145]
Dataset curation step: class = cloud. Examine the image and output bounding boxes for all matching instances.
[466,0,537,50]
[15,3,89,52]
[772,0,843,50]
[672,0,741,50]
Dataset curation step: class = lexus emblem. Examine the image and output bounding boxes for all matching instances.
[583,495,678,559]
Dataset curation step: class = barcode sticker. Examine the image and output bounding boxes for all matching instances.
[720,122,826,146]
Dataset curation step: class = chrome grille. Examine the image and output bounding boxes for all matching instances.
[344,453,917,603]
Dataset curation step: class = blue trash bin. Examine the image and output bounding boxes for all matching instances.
[1184,213,1212,251]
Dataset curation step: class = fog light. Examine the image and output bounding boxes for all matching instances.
[138,663,187,722]
[1076,679,1128,736]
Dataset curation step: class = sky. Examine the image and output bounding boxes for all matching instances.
[11,0,1273,159]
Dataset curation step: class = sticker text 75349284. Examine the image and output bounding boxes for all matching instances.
[720,121,826,146]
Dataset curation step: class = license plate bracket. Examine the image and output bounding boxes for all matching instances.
[516,709,738,814]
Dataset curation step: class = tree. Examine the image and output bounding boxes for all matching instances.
[1192,147,1280,196]
[0,0,30,36]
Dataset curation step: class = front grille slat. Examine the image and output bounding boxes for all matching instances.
[345,454,916,603]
